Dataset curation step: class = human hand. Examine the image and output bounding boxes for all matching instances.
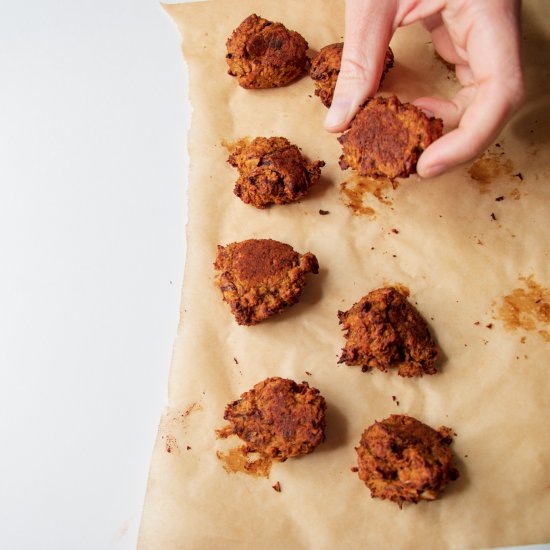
[324,0,524,178]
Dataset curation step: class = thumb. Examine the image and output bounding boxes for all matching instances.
[325,0,397,132]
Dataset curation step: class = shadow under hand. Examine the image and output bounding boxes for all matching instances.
[510,6,550,146]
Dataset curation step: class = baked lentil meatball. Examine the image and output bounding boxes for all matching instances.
[228,137,325,208]
[220,377,326,460]
[338,287,438,377]
[214,238,319,326]
[310,42,394,107]
[338,96,443,179]
[226,14,310,89]
[356,414,460,507]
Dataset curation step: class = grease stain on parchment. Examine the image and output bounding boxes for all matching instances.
[340,175,398,216]
[468,143,527,195]
[216,447,272,478]
[493,275,550,341]
[510,187,522,200]
[215,424,272,477]
[221,137,250,154]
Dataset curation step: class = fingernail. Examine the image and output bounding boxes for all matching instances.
[421,163,445,178]
[412,100,435,119]
[324,98,350,130]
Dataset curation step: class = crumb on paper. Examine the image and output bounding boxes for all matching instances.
[319,209,330,215]
[272,481,282,492]
[164,435,178,454]
[181,402,201,420]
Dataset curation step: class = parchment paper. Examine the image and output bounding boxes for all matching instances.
[139,1,550,548]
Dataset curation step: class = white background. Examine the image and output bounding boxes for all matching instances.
[0,1,190,548]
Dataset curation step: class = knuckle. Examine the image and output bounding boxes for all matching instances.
[511,78,525,107]
[501,77,525,116]
[338,56,371,83]
[500,65,525,111]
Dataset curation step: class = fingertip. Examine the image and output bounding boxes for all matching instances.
[416,142,447,178]
[416,132,475,179]
[416,161,446,179]
[411,97,435,119]
[324,96,356,133]
[324,103,348,132]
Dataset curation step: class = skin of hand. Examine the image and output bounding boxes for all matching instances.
[324,0,524,178]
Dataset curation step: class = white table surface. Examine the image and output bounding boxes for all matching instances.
[0,1,190,548]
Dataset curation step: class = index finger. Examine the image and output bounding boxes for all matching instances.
[324,0,397,132]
